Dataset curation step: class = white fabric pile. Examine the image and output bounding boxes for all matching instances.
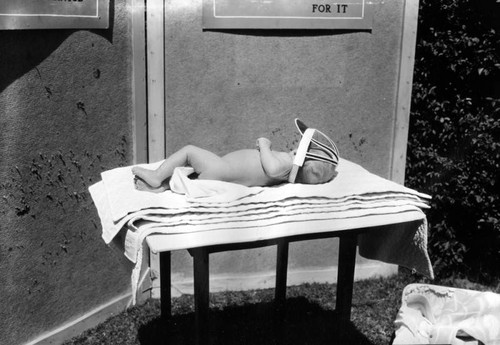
[394,284,500,345]
[89,158,434,302]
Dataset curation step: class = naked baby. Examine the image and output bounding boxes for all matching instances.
[132,119,340,192]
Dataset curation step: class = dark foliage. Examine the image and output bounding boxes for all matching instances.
[406,0,500,281]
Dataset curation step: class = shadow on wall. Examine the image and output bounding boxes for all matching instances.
[0,30,73,93]
[0,0,115,93]
[203,28,368,37]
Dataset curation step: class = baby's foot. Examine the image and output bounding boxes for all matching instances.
[134,178,168,193]
[132,166,162,188]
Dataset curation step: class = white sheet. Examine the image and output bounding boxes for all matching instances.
[89,158,434,304]
[90,158,430,243]
[103,159,429,219]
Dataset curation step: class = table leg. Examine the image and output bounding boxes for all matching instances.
[274,240,289,343]
[275,239,289,315]
[336,233,357,322]
[160,251,171,320]
[336,233,357,342]
[192,248,210,345]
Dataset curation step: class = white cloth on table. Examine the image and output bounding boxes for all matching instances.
[89,158,434,304]
[93,159,429,241]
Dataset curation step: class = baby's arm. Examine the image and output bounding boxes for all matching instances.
[256,138,293,180]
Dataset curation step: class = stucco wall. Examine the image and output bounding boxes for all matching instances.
[0,0,413,342]
[162,0,405,281]
[0,1,134,344]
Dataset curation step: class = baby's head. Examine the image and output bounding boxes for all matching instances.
[295,149,338,184]
[289,119,340,185]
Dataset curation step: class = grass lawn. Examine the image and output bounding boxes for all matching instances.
[64,272,499,345]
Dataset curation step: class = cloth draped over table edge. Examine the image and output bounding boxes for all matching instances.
[89,158,435,304]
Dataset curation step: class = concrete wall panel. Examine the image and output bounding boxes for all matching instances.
[162,0,405,279]
[0,1,134,344]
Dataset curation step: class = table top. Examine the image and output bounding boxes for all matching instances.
[146,210,425,253]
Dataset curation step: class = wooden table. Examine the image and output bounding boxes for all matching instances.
[146,213,424,344]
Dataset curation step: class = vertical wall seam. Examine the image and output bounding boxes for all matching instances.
[146,0,166,163]
[390,0,419,184]
[132,0,148,164]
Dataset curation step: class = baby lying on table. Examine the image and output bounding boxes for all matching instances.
[132,119,339,192]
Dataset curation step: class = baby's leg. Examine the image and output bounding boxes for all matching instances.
[132,145,225,188]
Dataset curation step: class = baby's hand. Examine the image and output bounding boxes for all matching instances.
[256,137,272,150]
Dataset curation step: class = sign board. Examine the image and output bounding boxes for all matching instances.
[203,0,373,30]
[0,0,109,30]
